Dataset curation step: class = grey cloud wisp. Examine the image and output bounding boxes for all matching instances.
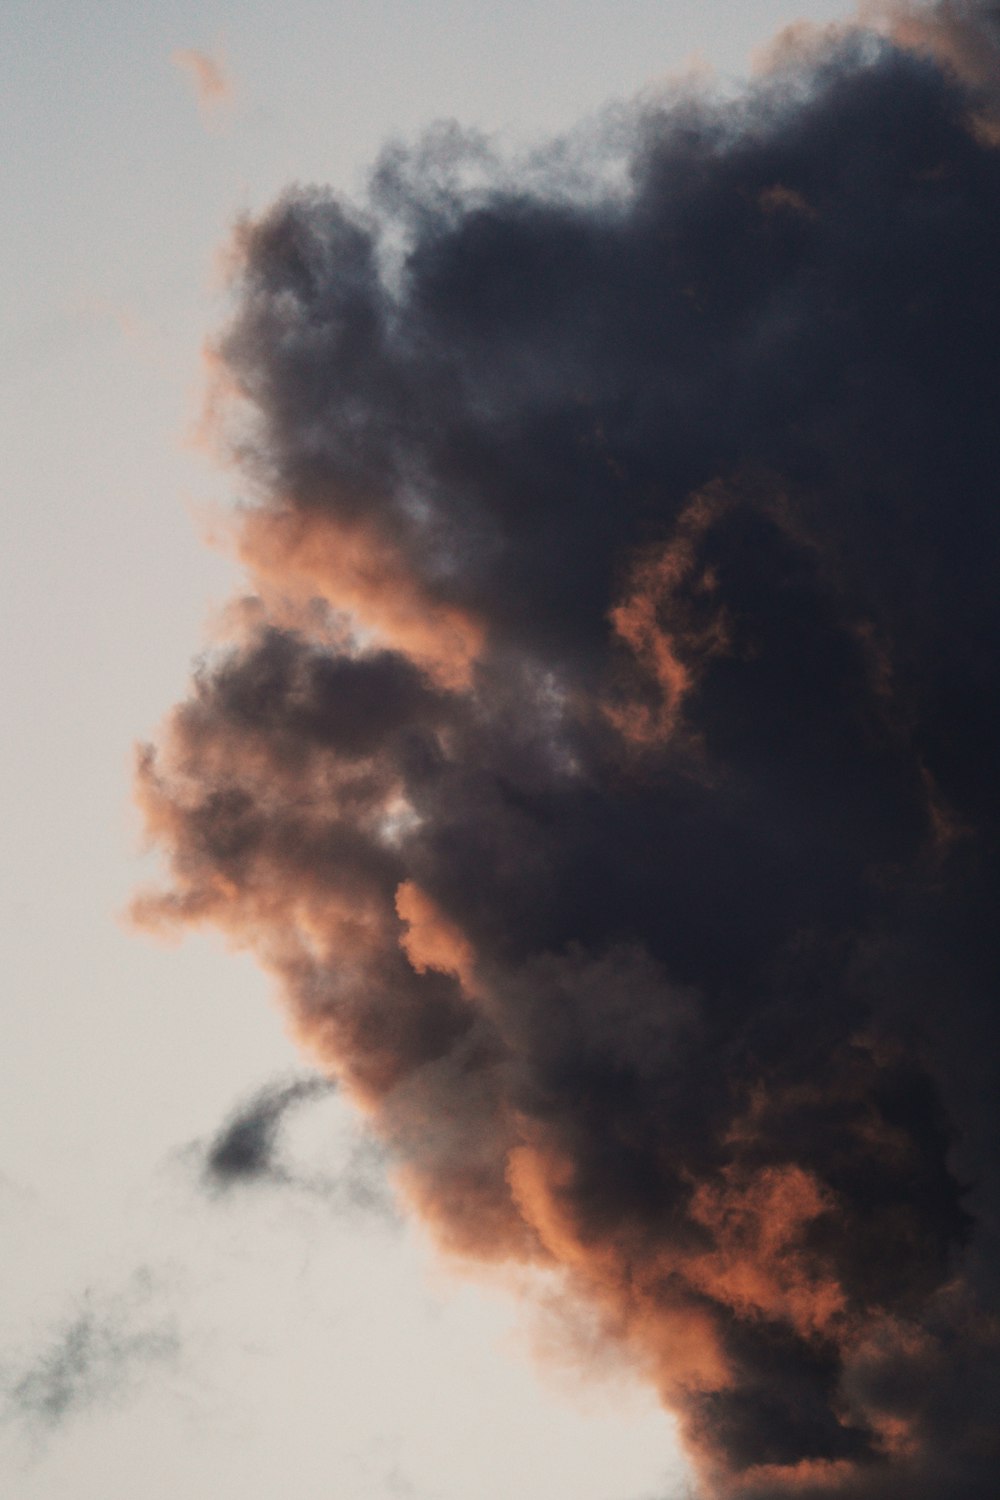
[201,1076,395,1218]
[204,1077,333,1187]
[2,1276,176,1433]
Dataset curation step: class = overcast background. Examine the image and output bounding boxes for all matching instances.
[2,4,859,1496]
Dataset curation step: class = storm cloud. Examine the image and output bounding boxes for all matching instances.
[135,4,1000,1495]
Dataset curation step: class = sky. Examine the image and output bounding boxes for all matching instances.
[4,3,1000,1499]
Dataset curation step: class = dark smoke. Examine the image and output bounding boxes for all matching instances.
[201,1075,396,1219]
[204,1077,332,1187]
[134,4,1000,1495]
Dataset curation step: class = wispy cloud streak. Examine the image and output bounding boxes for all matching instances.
[2,1273,177,1433]
[198,1075,396,1219]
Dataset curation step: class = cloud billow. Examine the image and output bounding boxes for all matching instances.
[134,5,1000,1496]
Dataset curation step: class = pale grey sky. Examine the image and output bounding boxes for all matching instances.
[2,3,861,1496]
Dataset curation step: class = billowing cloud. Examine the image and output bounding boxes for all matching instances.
[136,4,1000,1495]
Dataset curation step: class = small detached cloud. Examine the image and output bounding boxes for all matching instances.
[199,1076,398,1223]
[204,1076,331,1187]
[172,47,233,122]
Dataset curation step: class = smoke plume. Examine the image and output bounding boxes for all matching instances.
[135,4,1000,1494]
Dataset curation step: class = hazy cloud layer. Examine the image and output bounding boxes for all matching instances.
[136,4,1000,1495]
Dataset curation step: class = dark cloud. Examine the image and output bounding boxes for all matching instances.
[135,4,1000,1496]
[3,1274,177,1431]
[204,1076,332,1185]
[201,1076,396,1221]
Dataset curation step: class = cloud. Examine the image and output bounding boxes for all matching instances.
[199,1076,397,1221]
[204,1076,331,1185]
[136,4,1000,1496]
[3,1273,177,1432]
[172,47,232,120]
